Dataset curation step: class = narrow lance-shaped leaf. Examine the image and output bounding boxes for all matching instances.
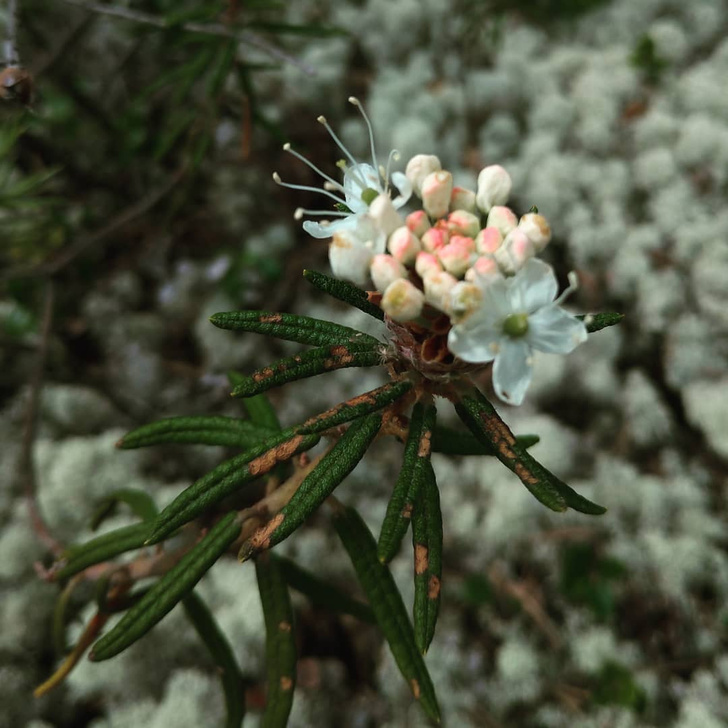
[118,416,276,450]
[412,461,442,655]
[256,553,297,728]
[432,425,539,456]
[183,591,245,728]
[303,269,385,321]
[577,312,624,333]
[211,309,380,347]
[455,386,606,515]
[90,512,242,662]
[53,522,151,582]
[90,488,159,530]
[231,343,384,399]
[332,504,441,723]
[277,556,375,624]
[378,401,436,564]
[147,430,320,545]
[239,413,382,563]
[237,389,282,432]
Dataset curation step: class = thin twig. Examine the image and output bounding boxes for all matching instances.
[4,0,19,65]
[1,169,183,281]
[57,0,316,75]
[19,279,64,556]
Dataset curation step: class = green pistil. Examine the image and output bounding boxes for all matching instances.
[361,187,378,206]
[503,313,529,338]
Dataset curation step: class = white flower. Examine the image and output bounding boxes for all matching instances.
[447,259,588,405]
[274,98,412,240]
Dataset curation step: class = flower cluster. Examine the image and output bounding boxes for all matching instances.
[275,98,588,405]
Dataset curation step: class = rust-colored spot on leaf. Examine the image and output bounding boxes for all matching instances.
[278,620,292,633]
[514,461,538,485]
[249,513,285,551]
[258,314,283,324]
[253,367,275,383]
[414,544,429,575]
[280,676,293,691]
[417,429,432,458]
[410,678,421,700]
[428,574,441,599]
[330,345,349,357]
[401,502,413,520]
[248,436,306,476]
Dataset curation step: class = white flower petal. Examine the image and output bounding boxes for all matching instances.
[390,171,413,208]
[527,305,588,354]
[506,259,558,313]
[447,321,501,363]
[343,163,380,213]
[302,218,352,239]
[492,339,533,406]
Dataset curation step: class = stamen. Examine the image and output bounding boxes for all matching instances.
[272,172,346,206]
[282,143,345,193]
[348,96,379,183]
[295,207,350,219]
[383,149,401,193]
[317,115,368,190]
[554,270,579,306]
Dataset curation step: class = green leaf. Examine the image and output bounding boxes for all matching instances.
[332,505,441,723]
[230,343,384,398]
[53,522,151,582]
[255,553,297,728]
[183,591,245,728]
[239,413,382,562]
[277,557,375,624]
[455,387,606,515]
[412,461,442,655]
[206,40,236,98]
[90,489,158,531]
[432,425,539,456]
[295,380,413,436]
[244,21,349,38]
[378,402,436,564]
[237,390,282,432]
[90,512,242,662]
[577,312,624,333]
[302,269,385,321]
[211,310,379,347]
[118,416,276,449]
[147,430,320,545]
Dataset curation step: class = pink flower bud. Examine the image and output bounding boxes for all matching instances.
[465,255,499,281]
[494,229,535,275]
[369,193,402,236]
[405,154,442,197]
[437,236,475,278]
[475,226,503,254]
[447,210,480,238]
[518,213,552,252]
[381,278,425,323]
[387,226,422,265]
[415,252,442,279]
[449,281,484,323]
[486,206,518,237]
[422,170,453,220]
[406,210,431,238]
[370,253,407,293]
[476,165,512,213]
[421,225,449,253]
[450,186,477,212]
[329,231,373,286]
[423,270,458,312]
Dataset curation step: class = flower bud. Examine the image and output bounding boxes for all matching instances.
[421,225,449,253]
[369,193,402,236]
[447,210,480,238]
[388,226,421,265]
[475,226,503,254]
[465,255,499,281]
[476,165,512,213]
[423,270,458,312]
[437,235,475,278]
[486,205,517,237]
[329,231,373,286]
[415,252,442,279]
[381,278,425,322]
[518,212,551,252]
[449,281,484,323]
[422,170,453,220]
[450,186,477,213]
[370,254,407,293]
[406,210,431,238]
[405,154,442,197]
[494,229,534,275]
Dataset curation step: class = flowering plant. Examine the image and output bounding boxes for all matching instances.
[37,99,622,725]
